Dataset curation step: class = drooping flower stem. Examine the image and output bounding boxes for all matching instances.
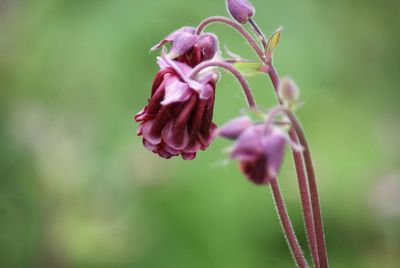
[195,16,267,63]
[189,60,257,108]
[268,65,328,268]
[270,179,309,268]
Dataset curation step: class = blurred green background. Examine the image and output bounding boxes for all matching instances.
[1,0,400,267]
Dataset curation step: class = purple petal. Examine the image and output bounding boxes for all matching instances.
[169,32,198,58]
[262,128,287,178]
[218,116,253,140]
[199,84,214,100]
[161,77,191,105]
[198,33,219,60]
[231,125,264,160]
[151,27,198,58]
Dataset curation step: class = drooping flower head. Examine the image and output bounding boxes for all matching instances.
[226,0,255,24]
[219,114,301,184]
[151,27,219,67]
[135,53,219,160]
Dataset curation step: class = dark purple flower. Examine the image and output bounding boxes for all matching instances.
[151,27,219,67]
[226,0,255,24]
[135,57,218,160]
[219,116,296,184]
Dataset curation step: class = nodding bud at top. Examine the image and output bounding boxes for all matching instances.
[226,0,255,24]
[151,27,220,67]
[278,76,300,105]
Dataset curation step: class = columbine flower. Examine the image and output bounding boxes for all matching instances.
[135,55,219,160]
[219,115,300,184]
[226,0,255,24]
[151,27,219,67]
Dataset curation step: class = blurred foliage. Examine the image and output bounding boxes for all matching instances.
[0,0,400,267]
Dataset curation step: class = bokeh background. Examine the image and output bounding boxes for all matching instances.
[1,0,400,267]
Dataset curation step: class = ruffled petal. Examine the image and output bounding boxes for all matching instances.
[161,78,191,105]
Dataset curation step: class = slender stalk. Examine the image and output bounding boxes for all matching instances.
[195,16,267,63]
[285,111,329,268]
[265,106,320,268]
[270,179,309,268]
[189,60,257,108]
[268,65,328,268]
[289,131,320,268]
[248,18,268,50]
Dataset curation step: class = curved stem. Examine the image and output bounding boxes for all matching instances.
[268,65,328,268]
[248,18,268,50]
[195,16,267,64]
[189,60,256,108]
[266,106,320,268]
[289,131,320,268]
[285,111,329,268]
[270,179,309,268]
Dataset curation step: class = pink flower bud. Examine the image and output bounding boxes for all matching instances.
[226,0,255,24]
[278,76,300,105]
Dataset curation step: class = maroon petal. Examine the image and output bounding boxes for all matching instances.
[199,123,217,150]
[142,104,176,144]
[143,139,159,153]
[185,99,207,153]
[161,121,188,150]
[162,96,197,150]
[182,152,196,160]
[199,87,216,141]
[151,67,175,95]
[240,155,268,184]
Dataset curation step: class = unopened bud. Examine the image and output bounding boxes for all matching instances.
[226,0,255,24]
[279,76,300,105]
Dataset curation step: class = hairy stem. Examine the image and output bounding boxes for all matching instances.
[195,16,267,63]
[268,65,328,268]
[265,105,320,268]
[285,111,329,268]
[270,179,309,268]
[189,60,256,108]
[289,131,320,268]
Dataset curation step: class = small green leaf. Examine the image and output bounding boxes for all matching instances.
[233,62,265,77]
[266,26,284,54]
